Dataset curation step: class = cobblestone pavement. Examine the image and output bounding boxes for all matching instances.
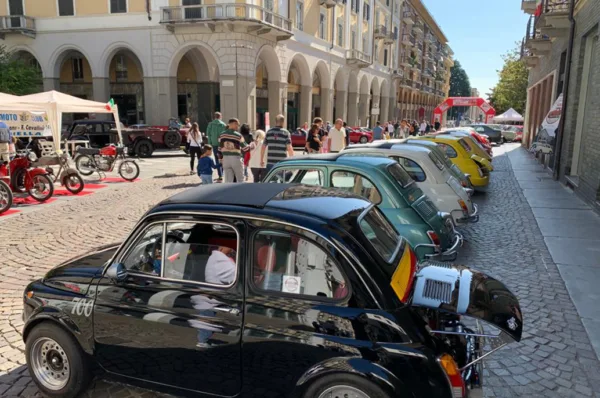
[457,144,600,398]
[1,145,600,397]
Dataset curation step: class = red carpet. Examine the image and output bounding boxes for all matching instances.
[101,177,140,183]
[80,183,108,190]
[13,197,57,206]
[53,189,95,197]
[0,209,21,217]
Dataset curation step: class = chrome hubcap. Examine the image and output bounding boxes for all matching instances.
[31,176,49,198]
[318,385,370,398]
[0,187,9,207]
[30,337,70,391]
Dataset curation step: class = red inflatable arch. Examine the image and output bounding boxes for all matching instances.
[433,97,496,124]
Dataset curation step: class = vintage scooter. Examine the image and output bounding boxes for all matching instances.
[0,143,54,202]
[34,151,84,195]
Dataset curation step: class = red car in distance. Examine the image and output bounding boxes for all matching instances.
[437,127,493,156]
[347,127,373,144]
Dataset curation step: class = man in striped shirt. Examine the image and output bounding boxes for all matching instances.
[260,114,294,172]
[218,118,247,183]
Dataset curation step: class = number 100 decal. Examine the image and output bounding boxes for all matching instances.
[71,297,93,317]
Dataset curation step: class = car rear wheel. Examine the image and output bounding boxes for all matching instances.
[303,374,389,398]
[164,130,182,149]
[134,139,154,158]
[360,136,368,144]
[26,323,91,398]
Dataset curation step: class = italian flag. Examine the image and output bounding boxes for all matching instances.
[534,0,543,16]
[105,98,115,111]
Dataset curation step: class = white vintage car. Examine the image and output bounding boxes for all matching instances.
[343,143,478,225]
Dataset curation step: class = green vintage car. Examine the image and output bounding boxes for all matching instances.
[263,153,463,260]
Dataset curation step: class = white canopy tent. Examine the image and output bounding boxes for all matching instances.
[492,108,524,123]
[0,90,123,151]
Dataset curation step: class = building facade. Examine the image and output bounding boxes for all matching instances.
[520,0,600,209]
[0,0,452,131]
[468,88,485,122]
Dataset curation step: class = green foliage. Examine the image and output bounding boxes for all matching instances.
[448,60,472,118]
[0,45,43,95]
[489,46,529,115]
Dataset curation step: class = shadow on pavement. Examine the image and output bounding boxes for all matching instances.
[161,183,200,190]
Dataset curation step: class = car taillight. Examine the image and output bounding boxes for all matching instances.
[427,230,440,246]
[389,243,417,303]
[458,199,468,215]
[439,354,465,398]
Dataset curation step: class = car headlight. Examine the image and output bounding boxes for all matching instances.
[27,152,37,162]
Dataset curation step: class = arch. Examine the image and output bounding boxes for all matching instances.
[370,76,380,98]
[9,46,44,77]
[312,60,331,91]
[168,41,221,80]
[348,70,359,93]
[255,44,281,83]
[100,42,147,78]
[285,53,311,86]
[380,79,389,99]
[48,44,96,79]
[359,75,369,95]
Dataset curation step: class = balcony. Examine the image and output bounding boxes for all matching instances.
[521,42,540,68]
[539,0,571,30]
[525,16,552,56]
[402,11,414,25]
[413,81,422,90]
[412,21,424,36]
[400,57,411,68]
[0,16,35,38]
[160,4,293,41]
[521,0,538,14]
[374,26,397,44]
[399,78,412,89]
[423,68,433,77]
[319,0,343,8]
[401,34,414,47]
[391,69,404,80]
[346,49,372,68]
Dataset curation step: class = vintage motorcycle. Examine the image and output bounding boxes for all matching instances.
[34,152,85,195]
[75,145,140,181]
[0,150,54,202]
[0,179,13,214]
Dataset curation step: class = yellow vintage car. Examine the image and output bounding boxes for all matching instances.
[414,135,491,191]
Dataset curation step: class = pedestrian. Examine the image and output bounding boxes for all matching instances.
[248,130,266,182]
[218,118,247,183]
[328,119,347,153]
[419,119,427,135]
[197,145,217,185]
[394,120,400,138]
[434,118,441,131]
[313,117,328,152]
[240,123,252,180]
[261,114,294,173]
[305,124,322,153]
[184,118,192,129]
[425,122,431,134]
[372,121,383,140]
[343,121,350,147]
[326,121,332,133]
[187,122,203,175]
[387,121,394,139]
[206,112,227,182]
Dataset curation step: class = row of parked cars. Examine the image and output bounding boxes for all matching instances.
[22,126,521,398]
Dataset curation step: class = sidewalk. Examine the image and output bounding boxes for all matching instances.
[508,146,600,360]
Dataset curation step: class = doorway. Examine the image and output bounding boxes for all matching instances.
[112,94,138,125]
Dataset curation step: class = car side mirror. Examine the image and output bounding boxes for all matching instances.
[106,263,127,282]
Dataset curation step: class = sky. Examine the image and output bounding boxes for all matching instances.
[422,0,530,97]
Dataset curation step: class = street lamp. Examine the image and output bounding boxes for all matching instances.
[230,44,254,118]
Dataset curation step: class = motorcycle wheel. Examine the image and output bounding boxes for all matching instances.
[0,179,13,214]
[75,155,95,176]
[119,160,140,181]
[28,174,54,202]
[62,173,84,195]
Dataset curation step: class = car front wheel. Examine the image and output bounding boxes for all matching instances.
[26,323,92,398]
[359,136,368,144]
[303,374,389,398]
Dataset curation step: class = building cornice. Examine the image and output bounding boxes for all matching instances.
[408,0,448,43]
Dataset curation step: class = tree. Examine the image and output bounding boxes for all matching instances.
[448,60,472,119]
[489,45,529,115]
[0,45,43,95]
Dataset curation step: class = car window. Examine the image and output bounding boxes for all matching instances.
[387,163,414,188]
[267,168,324,185]
[252,231,348,299]
[458,139,472,153]
[162,222,238,286]
[121,224,165,275]
[359,207,399,263]
[331,170,382,204]
[436,143,457,158]
[474,127,485,133]
[391,156,426,182]
[428,152,444,170]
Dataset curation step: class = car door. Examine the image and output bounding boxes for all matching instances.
[92,216,244,396]
[242,222,366,396]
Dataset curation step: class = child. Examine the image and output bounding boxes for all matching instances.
[197,145,217,184]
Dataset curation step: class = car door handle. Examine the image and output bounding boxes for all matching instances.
[214,307,240,316]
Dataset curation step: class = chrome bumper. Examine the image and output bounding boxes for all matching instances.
[457,204,479,224]
[422,230,463,261]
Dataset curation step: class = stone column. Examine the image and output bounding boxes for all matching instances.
[43,78,59,92]
[300,85,312,126]
[370,95,380,127]
[380,96,389,123]
[93,78,110,103]
[267,80,285,127]
[321,87,333,124]
[359,93,369,126]
[335,90,348,121]
[347,92,358,126]
[143,77,177,126]
[219,75,255,125]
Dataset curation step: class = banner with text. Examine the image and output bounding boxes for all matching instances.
[0,111,51,137]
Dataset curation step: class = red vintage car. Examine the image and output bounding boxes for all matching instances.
[348,127,373,144]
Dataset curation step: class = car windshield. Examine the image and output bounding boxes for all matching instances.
[387,163,414,188]
[358,207,400,263]
[459,138,472,152]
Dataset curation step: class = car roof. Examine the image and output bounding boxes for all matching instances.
[156,183,372,220]
[281,153,395,167]
[419,135,462,142]
[346,144,430,155]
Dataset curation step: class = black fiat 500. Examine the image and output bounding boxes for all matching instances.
[22,184,522,398]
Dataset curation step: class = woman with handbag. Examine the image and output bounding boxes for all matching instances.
[187,123,204,175]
